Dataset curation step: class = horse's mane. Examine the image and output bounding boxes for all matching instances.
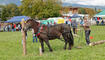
[26,19,39,24]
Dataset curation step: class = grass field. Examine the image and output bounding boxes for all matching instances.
[0,26,105,60]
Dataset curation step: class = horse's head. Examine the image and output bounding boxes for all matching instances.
[23,19,38,32]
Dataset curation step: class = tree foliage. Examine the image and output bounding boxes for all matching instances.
[78,8,87,14]
[62,7,70,14]
[6,3,22,17]
[78,8,96,19]
[21,0,62,19]
[0,4,22,21]
[85,8,96,19]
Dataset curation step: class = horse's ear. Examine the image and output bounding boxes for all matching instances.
[26,19,33,22]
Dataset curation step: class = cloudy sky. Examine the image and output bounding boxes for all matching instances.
[0,0,105,6]
[0,0,21,5]
[62,0,105,6]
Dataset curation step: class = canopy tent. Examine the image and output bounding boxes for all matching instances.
[95,10,105,17]
[40,19,54,25]
[57,19,65,24]
[5,16,30,23]
[47,17,65,24]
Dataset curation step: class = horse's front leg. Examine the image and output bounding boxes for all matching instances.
[39,40,44,53]
[62,33,68,50]
[44,40,53,52]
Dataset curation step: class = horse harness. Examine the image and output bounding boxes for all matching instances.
[34,23,47,36]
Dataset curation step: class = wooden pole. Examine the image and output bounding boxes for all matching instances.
[39,46,42,56]
[89,40,105,46]
[21,19,26,55]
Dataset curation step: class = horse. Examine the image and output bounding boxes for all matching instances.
[23,19,74,52]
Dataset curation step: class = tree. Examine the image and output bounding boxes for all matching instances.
[0,5,8,21]
[6,3,22,17]
[85,8,96,19]
[78,8,87,14]
[0,3,22,21]
[20,0,62,19]
[62,7,70,14]
[1,7,7,21]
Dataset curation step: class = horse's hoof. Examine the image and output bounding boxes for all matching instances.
[50,49,53,52]
[42,50,44,53]
[68,48,71,50]
[64,47,66,50]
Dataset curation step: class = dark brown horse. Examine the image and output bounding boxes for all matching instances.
[23,19,74,52]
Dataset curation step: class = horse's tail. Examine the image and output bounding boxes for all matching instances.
[69,30,74,46]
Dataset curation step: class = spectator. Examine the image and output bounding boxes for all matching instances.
[32,29,38,43]
[101,19,104,25]
[83,17,91,45]
[96,20,99,26]
[71,19,78,34]
[54,21,56,25]
[47,22,51,36]
[7,25,10,32]
[50,21,53,25]
[47,22,51,27]
[65,20,68,24]
[3,25,5,31]
[12,24,14,32]
[68,19,71,27]
[0,23,1,31]
[8,24,11,31]
[14,24,16,31]
[18,24,21,31]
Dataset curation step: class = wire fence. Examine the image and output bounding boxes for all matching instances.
[74,25,105,46]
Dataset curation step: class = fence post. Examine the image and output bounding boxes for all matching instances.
[39,46,42,56]
[21,19,26,55]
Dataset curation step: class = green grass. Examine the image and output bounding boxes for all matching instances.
[0,26,105,60]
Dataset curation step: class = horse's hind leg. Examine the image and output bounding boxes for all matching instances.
[39,40,44,52]
[44,40,53,52]
[68,41,72,50]
[68,40,73,50]
[68,31,74,50]
[64,40,67,50]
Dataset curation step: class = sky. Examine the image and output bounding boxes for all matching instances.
[0,0,105,6]
[62,0,105,6]
[0,0,21,5]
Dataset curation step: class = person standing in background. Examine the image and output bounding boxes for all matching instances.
[101,19,104,25]
[12,24,14,32]
[0,23,1,31]
[71,19,78,34]
[83,17,91,45]
[68,19,71,27]
[14,24,16,31]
